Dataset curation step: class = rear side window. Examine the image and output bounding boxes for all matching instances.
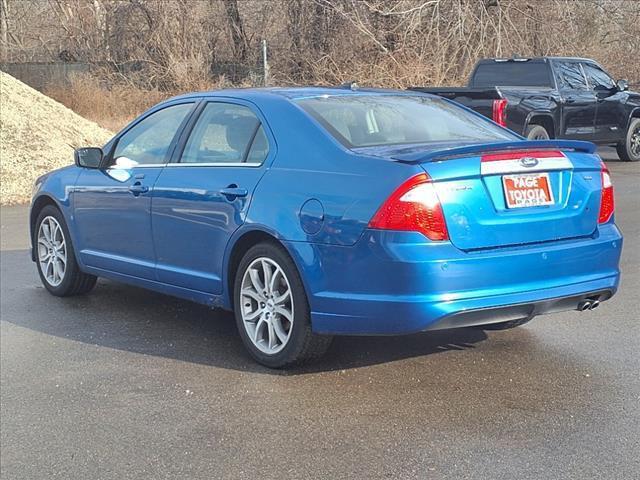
[554,61,588,90]
[471,61,552,87]
[113,103,193,165]
[297,95,518,148]
[180,103,268,164]
[245,126,269,164]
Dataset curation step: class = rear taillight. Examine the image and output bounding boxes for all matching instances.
[492,99,508,127]
[598,161,614,224]
[369,173,448,241]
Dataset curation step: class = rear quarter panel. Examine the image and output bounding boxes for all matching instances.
[500,88,560,136]
[245,97,420,246]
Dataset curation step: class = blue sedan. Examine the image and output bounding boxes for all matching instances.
[30,87,622,367]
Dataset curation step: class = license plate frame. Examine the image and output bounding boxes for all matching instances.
[502,172,554,209]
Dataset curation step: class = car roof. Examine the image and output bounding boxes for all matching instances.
[166,86,429,104]
[477,56,597,63]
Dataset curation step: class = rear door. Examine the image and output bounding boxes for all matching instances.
[416,146,602,250]
[151,99,273,293]
[552,60,597,139]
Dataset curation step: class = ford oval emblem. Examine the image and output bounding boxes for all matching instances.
[519,157,539,168]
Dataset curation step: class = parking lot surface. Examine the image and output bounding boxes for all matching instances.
[1,150,638,479]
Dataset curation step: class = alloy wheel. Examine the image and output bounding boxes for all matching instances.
[240,257,294,354]
[37,216,67,287]
[631,125,640,157]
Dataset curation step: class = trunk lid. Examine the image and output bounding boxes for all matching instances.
[373,140,602,250]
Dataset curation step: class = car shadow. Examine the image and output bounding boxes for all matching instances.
[1,249,488,376]
[597,146,622,162]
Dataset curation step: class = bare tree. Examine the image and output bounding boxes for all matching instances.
[2,0,639,90]
[223,0,249,64]
[0,0,9,61]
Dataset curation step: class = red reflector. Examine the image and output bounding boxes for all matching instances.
[598,162,614,224]
[481,150,565,162]
[492,99,508,127]
[369,173,449,241]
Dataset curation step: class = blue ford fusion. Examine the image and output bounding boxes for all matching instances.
[31,87,622,367]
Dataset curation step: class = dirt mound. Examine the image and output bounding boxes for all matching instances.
[0,71,113,205]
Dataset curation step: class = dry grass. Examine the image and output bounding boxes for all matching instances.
[45,74,171,132]
[44,73,240,132]
[0,71,113,205]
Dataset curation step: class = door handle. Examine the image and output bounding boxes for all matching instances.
[129,182,149,195]
[219,186,248,199]
[565,97,576,104]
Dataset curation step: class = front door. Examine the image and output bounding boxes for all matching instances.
[553,60,597,140]
[582,62,626,143]
[73,102,196,279]
[152,100,272,293]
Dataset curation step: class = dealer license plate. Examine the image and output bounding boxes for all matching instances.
[502,173,554,208]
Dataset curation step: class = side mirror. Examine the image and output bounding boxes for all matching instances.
[74,147,103,169]
[617,79,629,92]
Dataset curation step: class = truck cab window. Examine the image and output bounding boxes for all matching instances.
[554,62,588,90]
[582,63,616,91]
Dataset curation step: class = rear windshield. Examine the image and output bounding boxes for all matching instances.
[471,61,553,87]
[296,95,517,148]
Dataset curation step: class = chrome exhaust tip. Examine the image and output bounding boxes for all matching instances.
[589,300,600,310]
[577,300,592,312]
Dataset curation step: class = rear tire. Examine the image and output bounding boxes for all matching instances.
[525,124,550,140]
[616,118,640,162]
[479,318,532,330]
[233,241,332,368]
[34,205,97,297]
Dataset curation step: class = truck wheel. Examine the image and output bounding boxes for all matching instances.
[616,118,640,162]
[525,124,550,140]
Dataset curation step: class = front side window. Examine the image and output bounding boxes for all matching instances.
[582,63,616,90]
[180,103,269,164]
[112,103,193,166]
[297,95,518,148]
[554,61,588,90]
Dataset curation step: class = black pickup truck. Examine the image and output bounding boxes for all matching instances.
[411,57,640,161]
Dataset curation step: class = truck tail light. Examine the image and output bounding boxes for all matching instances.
[492,98,508,127]
[369,173,448,241]
[598,161,614,224]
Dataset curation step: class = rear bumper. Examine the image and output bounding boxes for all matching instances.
[423,288,612,331]
[284,223,622,335]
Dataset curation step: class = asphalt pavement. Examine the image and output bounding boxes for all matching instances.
[1,148,638,479]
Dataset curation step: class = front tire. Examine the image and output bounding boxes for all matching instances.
[234,242,332,368]
[525,124,550,140]
[34,205,97,296]
[616,118,640,162]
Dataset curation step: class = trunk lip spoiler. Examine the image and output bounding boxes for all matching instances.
[390,140,596,164]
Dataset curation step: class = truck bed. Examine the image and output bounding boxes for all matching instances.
[408,86,502,100]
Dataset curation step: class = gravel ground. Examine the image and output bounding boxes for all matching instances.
[0,150,638,480]
[0,71,112,205]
